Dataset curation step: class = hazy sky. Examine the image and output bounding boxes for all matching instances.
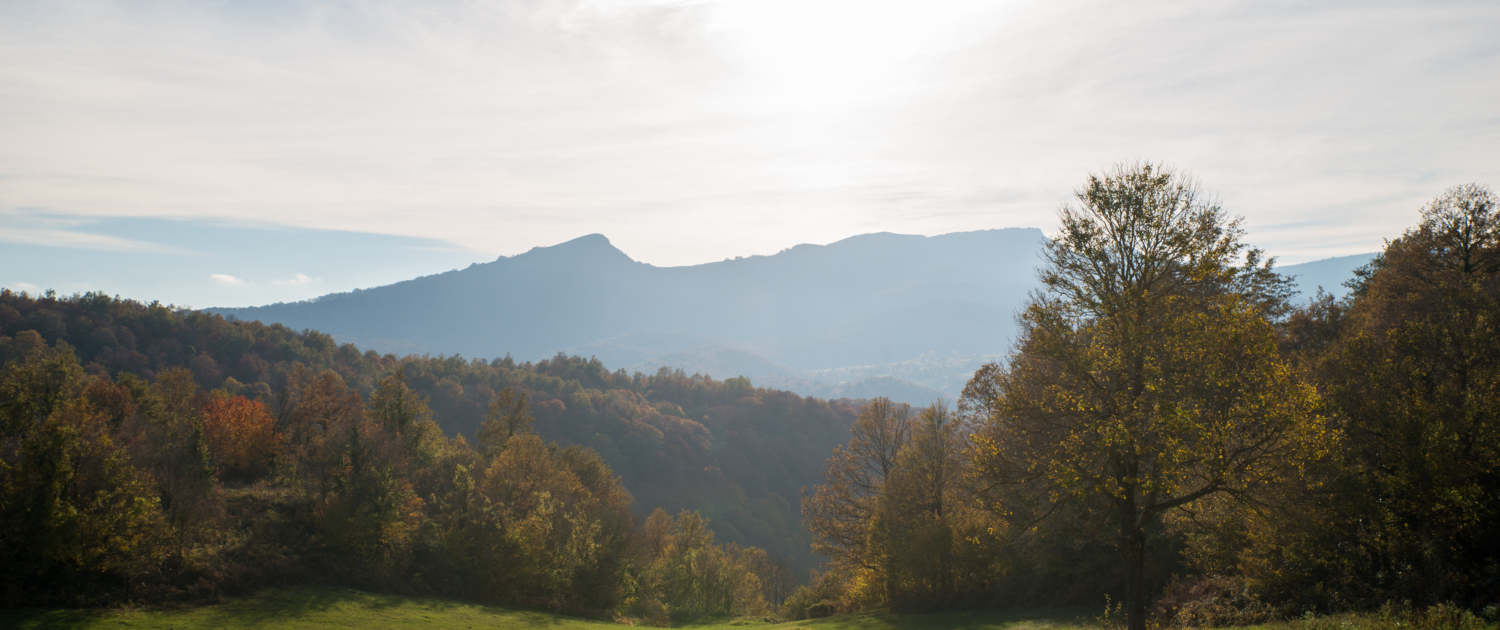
[3,0,1497,306]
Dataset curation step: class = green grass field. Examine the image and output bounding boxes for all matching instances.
[2,588,613,630]
[0,587,1097,630]
[11,588,1492,630]
[706,610,1096,630]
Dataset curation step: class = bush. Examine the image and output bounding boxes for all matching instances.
[780,569,851,621]
[1154,575,1277,628]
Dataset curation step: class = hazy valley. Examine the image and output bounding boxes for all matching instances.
[211,230,1372,403]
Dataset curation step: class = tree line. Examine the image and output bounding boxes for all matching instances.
[0,289,859,584]
[0,298,835,622]
[794,165,1498,628]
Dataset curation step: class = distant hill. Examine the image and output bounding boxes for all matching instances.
[755,375,950,405]
[211,229,1047,386]
[211,234,1378,402]
[1279,253,1378,300]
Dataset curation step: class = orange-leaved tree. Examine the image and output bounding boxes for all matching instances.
[201,394,280,481]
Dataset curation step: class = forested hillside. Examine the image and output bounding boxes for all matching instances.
[0,291,856,586]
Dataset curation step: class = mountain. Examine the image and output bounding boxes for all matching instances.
[211,228,1047,373]
[1279,253,1378,300]
[210,234,1378,402]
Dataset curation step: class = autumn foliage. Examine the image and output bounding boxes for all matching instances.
[201,395,279,481]
[4,173,1495,624]
[794,172,1499,623]
[0,289,853,579]
[0,312,784,621]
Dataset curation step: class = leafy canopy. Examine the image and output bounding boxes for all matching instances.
[965,162,1331,630]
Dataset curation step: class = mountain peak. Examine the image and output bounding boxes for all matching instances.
[565,233,612,247]
[515,233,637,266]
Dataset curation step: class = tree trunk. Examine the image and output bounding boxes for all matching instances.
[1118,487,1149,630]
[1124,520,1148,630]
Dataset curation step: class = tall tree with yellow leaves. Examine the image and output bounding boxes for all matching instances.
[965,163,1333,630]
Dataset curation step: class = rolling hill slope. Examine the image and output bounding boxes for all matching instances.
[212,232,1375,400]
[211,229,1045,368]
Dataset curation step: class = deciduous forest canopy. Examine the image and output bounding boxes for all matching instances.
[1,165,1496,628]
[792,168,1499,625]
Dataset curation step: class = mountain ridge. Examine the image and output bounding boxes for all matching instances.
[212,228,1048,370]
[211,231,1376,402]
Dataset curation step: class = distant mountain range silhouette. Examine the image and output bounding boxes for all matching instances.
[210,229,1373,403]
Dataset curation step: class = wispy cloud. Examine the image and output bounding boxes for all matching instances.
[0,209,188,253]
[0,213,483,308]
[210,274,245,285]
[0,0,1495,267]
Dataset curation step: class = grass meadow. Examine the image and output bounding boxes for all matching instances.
[4,587,1493,630]
[0,588,1095,630]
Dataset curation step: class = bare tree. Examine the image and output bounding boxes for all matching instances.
[802,398,913,570]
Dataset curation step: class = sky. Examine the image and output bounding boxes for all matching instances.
[2,0,1497,307]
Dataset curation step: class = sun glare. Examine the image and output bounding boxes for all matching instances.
[707,0,1004,109]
